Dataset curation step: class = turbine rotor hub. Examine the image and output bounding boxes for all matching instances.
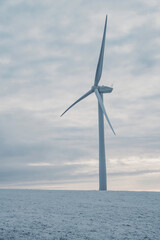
[91,86,98,91]
[92,85,113,93]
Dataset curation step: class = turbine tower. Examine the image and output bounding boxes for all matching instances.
[61,15,115,191]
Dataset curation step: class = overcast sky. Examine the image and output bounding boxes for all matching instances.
[0,0,160,191]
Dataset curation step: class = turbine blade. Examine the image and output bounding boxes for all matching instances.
[94,15,107,86]
[94,89,116,135]
[61,89,93,117]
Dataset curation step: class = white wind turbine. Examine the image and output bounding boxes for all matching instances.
[61,15,115,191]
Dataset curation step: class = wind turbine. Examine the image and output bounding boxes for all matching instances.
[61,15,115,191]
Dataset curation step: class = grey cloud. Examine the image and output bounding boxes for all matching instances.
[0,0,160,190]
[109,169,160,177]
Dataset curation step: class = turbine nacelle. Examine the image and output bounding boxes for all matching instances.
[91,85,113,93]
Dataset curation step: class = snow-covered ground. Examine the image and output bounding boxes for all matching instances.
[0,190,159,240]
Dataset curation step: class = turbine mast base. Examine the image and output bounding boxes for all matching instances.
[98,93,107,191]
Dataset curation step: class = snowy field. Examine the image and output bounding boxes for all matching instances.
[0,190,160,240]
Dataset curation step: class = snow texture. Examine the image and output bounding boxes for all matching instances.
[0,190,160,240]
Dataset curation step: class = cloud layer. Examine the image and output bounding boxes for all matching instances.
[0,0,160,190]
